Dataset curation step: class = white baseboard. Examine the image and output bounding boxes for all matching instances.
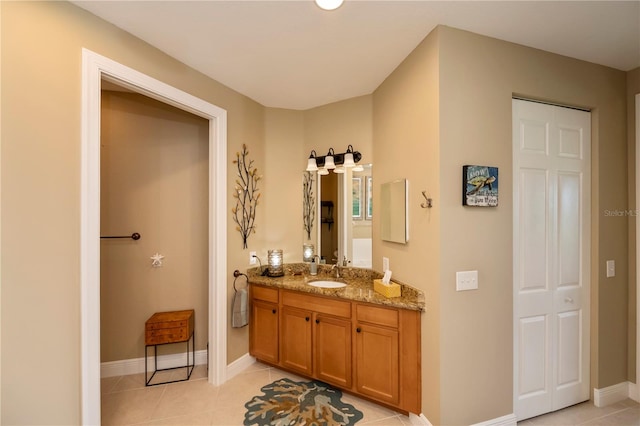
[471,413,517,426]
[101,350,207,378]
[594,382,630,407]
[629,382,639,402]
[409,413,433,426]
[226,353,256,380]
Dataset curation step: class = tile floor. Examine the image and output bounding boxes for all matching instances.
[102,362,640,425]
[518,398,640,426]
[101,362,411,425]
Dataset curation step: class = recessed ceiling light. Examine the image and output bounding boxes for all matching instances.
[315,0,344,11]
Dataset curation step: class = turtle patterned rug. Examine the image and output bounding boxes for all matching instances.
[244,377,364,425]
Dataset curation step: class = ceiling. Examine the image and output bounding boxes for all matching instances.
[74,0,640,110]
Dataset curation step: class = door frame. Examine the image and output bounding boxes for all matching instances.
[636,93,640,400]
[80,49,228,424]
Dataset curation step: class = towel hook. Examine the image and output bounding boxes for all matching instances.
[233,269,248,291]
[421,191,433,208]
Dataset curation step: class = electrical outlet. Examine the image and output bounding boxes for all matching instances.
[606,260,615,278]
[383,257,389,272]
[249,251,257,265]
[456,270,478,291]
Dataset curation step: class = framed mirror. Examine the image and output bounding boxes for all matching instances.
[381,178,408,244]
[308,164,372,266]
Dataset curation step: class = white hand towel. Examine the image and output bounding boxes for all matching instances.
[232,288,248,328]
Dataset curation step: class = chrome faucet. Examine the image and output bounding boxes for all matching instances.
[331,264,341,279]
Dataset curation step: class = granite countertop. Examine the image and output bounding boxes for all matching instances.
[246,263,425,312]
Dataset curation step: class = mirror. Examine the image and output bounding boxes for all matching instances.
[381,179,408,244]
[305,165,372,266]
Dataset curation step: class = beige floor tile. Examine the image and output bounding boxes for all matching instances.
[151,378,219,420]
[361,414,406,425]
[102,386,166,426]
[142,410,214,425]
[102,376,121,394]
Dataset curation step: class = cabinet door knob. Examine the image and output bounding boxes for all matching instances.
[315,319,320,324]
[305,317,310,322]
[272,309,277,314]
[356,327,361,333]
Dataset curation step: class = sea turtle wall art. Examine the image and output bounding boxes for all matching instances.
[463,165,499,207]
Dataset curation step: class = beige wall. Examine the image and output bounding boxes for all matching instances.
[100,91,209,361]
[373,28,442,423]
[375,25,629,425]
[1,2,266,423]
[2,2,636,424]
[628,67,640,382]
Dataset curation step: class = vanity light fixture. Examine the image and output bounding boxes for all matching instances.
[315,0,344,11]
[324,148,336,170]
[306,150,319,172]
[305,144,362,174]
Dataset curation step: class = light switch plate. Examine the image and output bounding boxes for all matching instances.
[606,260,615,278]
[249,251,257,265]
[456,270,478,291]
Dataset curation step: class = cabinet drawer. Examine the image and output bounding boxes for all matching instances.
[282,291,351,318]
[356,304,399,328]
[251,285,279,303]
[146,319,188,330]
[145,327,189,345]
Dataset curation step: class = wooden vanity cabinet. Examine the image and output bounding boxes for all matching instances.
[280,290,352,389]
[249,286,279,364]
[354,304,400,405]
[280,306,313,376]
[314,313,352,388]
[249,284,421,414]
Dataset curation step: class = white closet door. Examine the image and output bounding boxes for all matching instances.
[513,99,591,421]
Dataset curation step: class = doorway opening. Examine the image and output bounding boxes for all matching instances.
[81,49,228,424]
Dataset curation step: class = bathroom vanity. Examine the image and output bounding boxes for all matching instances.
[247,265,424,414]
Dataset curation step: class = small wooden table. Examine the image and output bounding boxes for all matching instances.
[145,309,195,386]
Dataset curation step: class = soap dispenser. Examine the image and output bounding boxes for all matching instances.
[310,256,318,275]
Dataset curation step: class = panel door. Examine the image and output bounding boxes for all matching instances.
[355,323,399,404]
[250,300,279,364]
[280,306,313,376]
[513,99,591,421]
[314,314,352,388]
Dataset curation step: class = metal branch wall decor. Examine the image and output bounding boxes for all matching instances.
[303,171,315,240]
[232,144,261,249]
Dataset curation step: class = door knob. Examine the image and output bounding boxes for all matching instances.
[356,327,361,333]
[272,309,277,314]
[305,317,310,322]
[315,319,320,324]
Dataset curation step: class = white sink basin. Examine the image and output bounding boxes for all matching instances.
[308,280,347,289]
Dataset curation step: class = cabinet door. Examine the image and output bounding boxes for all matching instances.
[280,306,313,376]
[314,314,352,389]
[250,300,279,364]
[355,323,399,404]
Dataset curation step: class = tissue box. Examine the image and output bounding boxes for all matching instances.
[373,279,401,298]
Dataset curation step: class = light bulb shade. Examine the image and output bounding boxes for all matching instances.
[334,166,345,174]
[324,155,336,169]
[267,249,284,277]
[315,0,344,11]
[343,152,355,167]
[303,244,314,262]
[318,168,329,175]
[306,157,318,172]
